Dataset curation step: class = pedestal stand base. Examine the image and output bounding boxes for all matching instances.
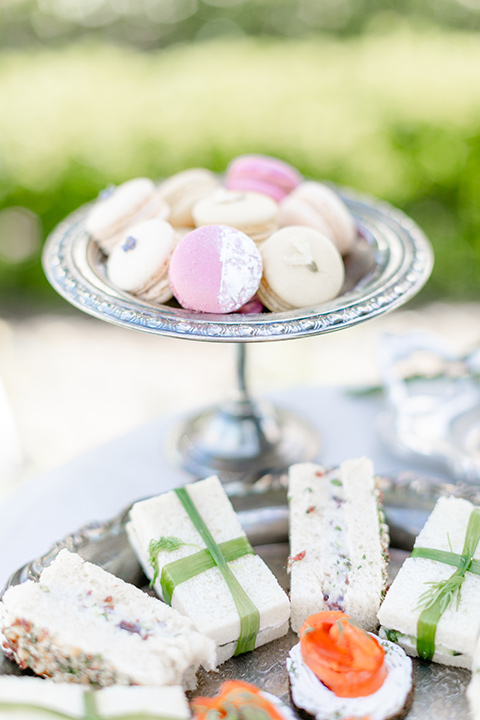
[169,398,320,484]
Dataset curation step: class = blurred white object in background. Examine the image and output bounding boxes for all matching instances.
[0,376,23,498]
[378,330,480,483]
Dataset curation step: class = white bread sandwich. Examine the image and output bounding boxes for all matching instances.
[126,476,291,665]
[0,676,190,719]
[0,549,215,687]
[378,496,480,668]
[288,458,389,633]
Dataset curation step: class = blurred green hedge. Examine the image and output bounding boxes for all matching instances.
[3,0,480,49]
[1,27,479,310]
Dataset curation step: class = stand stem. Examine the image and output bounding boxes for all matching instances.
[235,343,249,401]
[171,342,319,482]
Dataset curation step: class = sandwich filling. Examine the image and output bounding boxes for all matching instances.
[379,628,464,660]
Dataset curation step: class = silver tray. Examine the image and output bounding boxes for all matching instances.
[42,188,433,343]
[1,474,475,719]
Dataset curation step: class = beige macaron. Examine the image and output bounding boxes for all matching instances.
[86,178,170,255]
[158,168,220,227]
[193,188,278,243]
[257,226,345,312]
[278,181,356,256]
[106,218,177,304]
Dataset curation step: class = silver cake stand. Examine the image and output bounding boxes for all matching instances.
[42,188,433,483]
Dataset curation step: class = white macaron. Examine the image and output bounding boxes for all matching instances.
[158,168,221,227]
[86,178,170,255]
[193,188,279,244]
[278,182,356,256]
[106,218,177,304]
[257,226,345,311]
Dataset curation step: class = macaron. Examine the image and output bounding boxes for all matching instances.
[235,296,264,314]
[278,182,356,256]
[169,225,263,314]
[193,189,278,244]
[257,226,345,312]
[225,154,302,203]
[158,168,220,227]
[106,219,177,304]
[86,178,170,255]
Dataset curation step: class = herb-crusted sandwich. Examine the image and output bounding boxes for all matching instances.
[288,458,389,633]
[0,549,215,687]
[0,676,191,719]
[378,496,480,668]
[126,476,291,665]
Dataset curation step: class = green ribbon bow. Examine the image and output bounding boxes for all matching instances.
[414,507,480,661]
[159,535,255,606]
[152,486,260,656]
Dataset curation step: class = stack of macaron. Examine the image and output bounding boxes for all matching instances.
[86,156,358,315]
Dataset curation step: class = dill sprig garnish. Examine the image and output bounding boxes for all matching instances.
[417,571,465,614]
[148,536,201,587]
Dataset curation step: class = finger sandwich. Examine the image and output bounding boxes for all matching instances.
[288,458,389,633]
[378,496,480,668]
[0,676,190,719]
[126,476,291,665]
[0,549,215,687]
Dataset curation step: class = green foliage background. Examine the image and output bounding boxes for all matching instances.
[0,26,479,309]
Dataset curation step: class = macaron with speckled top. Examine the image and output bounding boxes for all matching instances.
[86,178,170,255]
[225,155,302,203]
[278,181,356,256]
[257,226,345,312]
[169,225,263,314]
[106,218,177,304]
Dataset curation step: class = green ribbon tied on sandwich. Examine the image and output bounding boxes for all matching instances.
[414,507,480,661]
[0,692,179,720]
[150,486,260,656]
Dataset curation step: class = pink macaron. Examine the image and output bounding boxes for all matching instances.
[225,154,302,203]
[169,225,263,314]
[234,296,264,314]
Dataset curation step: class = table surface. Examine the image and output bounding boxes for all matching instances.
[0,385,452,588]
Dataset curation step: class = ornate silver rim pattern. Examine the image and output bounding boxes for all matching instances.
[42,187,433,343]
[0,506,132,597]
